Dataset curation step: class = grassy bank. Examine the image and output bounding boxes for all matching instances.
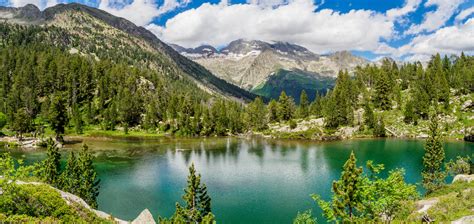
[394,180,474,222]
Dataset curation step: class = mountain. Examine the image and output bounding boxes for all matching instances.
[171,39,369,99]
[251,69,335,103]
[0,3,255,101]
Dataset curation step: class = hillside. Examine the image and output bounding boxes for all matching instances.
[251,69,335,103]
[0,3,255,101]
[171,39,368,97]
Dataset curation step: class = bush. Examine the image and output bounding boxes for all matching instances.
[0,184,73,218]
[289,120,297,129]
[0,183,110,223]
[0,112,6,130]
[445,156,471,176]
[293,210,316,224]
[373,117,386,137]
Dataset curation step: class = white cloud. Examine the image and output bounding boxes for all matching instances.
[386,0,422,20]
[455,6,474,22]
[399,18,474,59]
[406,0,465,34]
[151,0,394,53]
[246,0,288,8]
[98,0,190,26]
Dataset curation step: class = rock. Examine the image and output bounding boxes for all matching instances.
[15,181,128,223]
[461,99,473,112]
[452,215,474,224]
[416,198,439,214]
[338,126,359,139]
[417,133,429,138]
[464,134,474,142]
[132,209,156,224]
[452,174,474,183]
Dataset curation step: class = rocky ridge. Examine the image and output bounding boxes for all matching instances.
[171,39,369,90]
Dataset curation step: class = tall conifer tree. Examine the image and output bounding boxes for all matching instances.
[43,138,61,186]
[422,115,446,194]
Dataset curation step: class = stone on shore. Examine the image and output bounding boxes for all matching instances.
[132,209,156,224]
[452,174,474,183]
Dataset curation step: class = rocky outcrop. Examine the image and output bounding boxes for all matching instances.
[132,209,156,224]
[452,215,474,224]
[172,40,368,91]
[452,174,474,183]
[13,181,129,223]
[416,198,439,214]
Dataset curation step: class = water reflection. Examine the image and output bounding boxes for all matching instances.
[2,138,472,223]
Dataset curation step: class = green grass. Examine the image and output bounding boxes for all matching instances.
[73,126,166,139]
[426,181,474,198]
[0,183,113,223]
[395,181,474,222]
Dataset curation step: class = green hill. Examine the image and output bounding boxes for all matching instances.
[251,69,335,103]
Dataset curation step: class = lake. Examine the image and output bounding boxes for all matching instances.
[3,138,473,223]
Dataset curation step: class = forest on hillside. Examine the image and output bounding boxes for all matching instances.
[0,22,473,140]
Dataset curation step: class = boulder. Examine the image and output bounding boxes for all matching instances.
[452,215,474,224]
[464,134,474,143]
[461,99,473,112]
[452,174,474,183]
[132,209,156,224]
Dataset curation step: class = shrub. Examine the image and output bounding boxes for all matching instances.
[0,112,6,130]
[289,120,297,129]
[445,156,471,176]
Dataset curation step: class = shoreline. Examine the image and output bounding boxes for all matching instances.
[0,133,471,151]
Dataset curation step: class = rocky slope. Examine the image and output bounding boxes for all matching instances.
[172,39,369,92]
[0,3,255,102]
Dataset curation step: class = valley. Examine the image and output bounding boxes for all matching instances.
[0,2,472,224]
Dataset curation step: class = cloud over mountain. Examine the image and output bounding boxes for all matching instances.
[148,0,394,54]
[2,0,472,61]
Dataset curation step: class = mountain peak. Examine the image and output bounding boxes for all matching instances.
[221,39,270,55]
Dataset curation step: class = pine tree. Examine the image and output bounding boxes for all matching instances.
[43,138,61,186]
[277,91,296,121]
[78,144,100,208]
[373,116,386,137]
[298,90,309,118]
[267,99,279,122]
[309,91,323,117]
[72,104,83,134]
[403,99,416,124]
[60,151,80,194]
[427,54,450,103]
[422,115,446,194]
[49,94,68,141]
[174,164,214,223]
[412,65,431,120]
[246,97,267,131]
[363,101,375,129]
[314,151,363,222]
[11,107,33,140]
[373,70,392,110]
[324,71,353,128]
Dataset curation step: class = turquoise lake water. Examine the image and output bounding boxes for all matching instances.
[4,138,473,223]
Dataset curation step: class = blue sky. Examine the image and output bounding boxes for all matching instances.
[3,0,474,60]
